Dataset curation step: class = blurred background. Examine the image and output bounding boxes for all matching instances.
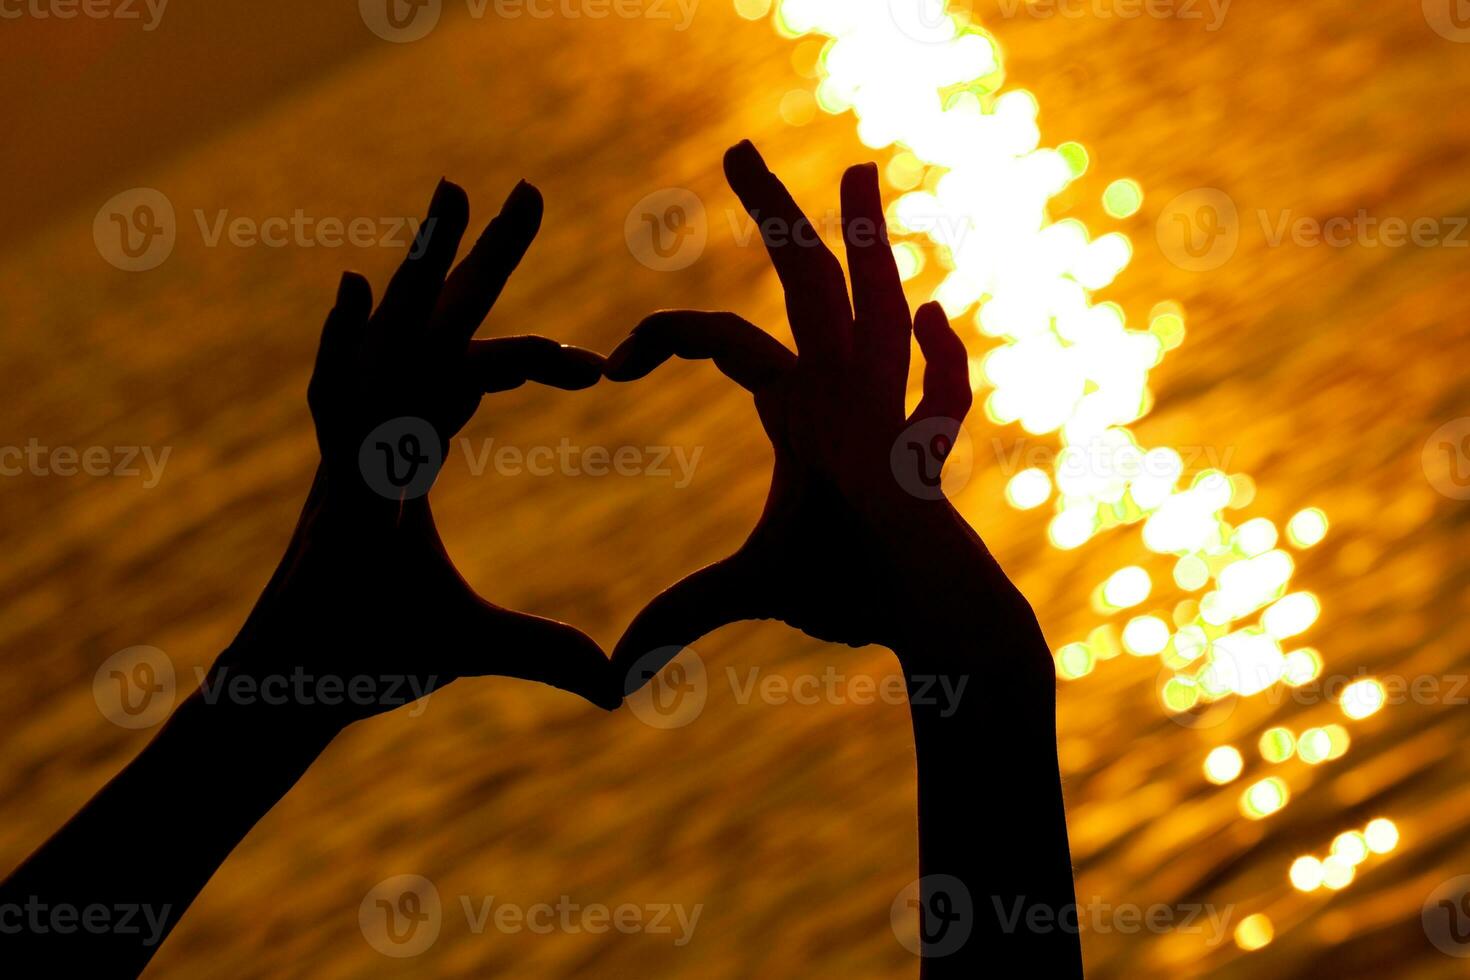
[2,0,1469,976]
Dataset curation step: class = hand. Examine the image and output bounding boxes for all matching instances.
[605,146,1077,976]
[605,141,1049,691]
[217,178,620,728]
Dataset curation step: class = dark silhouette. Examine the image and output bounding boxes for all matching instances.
[607,141,1082,977]
[0,177,619,976]
[2,145,1082,978]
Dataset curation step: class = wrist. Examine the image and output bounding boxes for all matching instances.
[888,563,1056,727]
[179,662,348,752]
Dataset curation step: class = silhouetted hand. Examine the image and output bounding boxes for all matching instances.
[222,178,620,725]
[604,143,1079,977]
[606,141,1047,684]
[0,178,624,977]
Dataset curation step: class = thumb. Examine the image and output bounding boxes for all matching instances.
[449,599,621,711]
[613,552,759,697]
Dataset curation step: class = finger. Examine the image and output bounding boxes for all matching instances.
[464,336,605,392]
[611,554,757,696]
[368,178,471,344]
[723,140,851,363]
[451,602,621,710]
[603,310,795,392]
[430,180,544,347]
[840,163,911,406]
[909,302,973,427]
[312,271,373,385]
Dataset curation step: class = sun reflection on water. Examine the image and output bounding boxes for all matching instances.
[743,0,1396,948]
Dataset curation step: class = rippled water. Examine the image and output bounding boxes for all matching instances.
[1,3,1468,977]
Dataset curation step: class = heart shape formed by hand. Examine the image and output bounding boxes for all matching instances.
[230,177,625,727]
[598,144,1078,975]
[603,140,1051,704]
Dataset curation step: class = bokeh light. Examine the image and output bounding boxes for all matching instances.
[1101,566,1151,608]
[745,0,1402,968]
[1286,507,1329,548]
[1241,777,1290,819]
[1365,818,1400,854]
[1204,746,1245,784]
[1290,856,1324,891]
[1235,913,1274,951]
[1101,178,1142,219]
[1259,727,1295,763]
[1340,678,1386,720]
[1006,467,1052,509]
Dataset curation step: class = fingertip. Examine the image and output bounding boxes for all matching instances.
[841,161,880,188]
[602,338,636,380]
[725,138,759,165]
[603,333,661,382]
[336,270,373,314]
[559,345,606,389]
[559,343,606,365]
[914,302,971,370]
[723,139,767,185]
[418,180,470,261]
[502,179,544,229]
[914,300,950,336]
[431,178,470,220]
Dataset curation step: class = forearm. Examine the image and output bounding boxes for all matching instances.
[881,498,1083,975]
[0,680,337,975]
[907,687,1081,977]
